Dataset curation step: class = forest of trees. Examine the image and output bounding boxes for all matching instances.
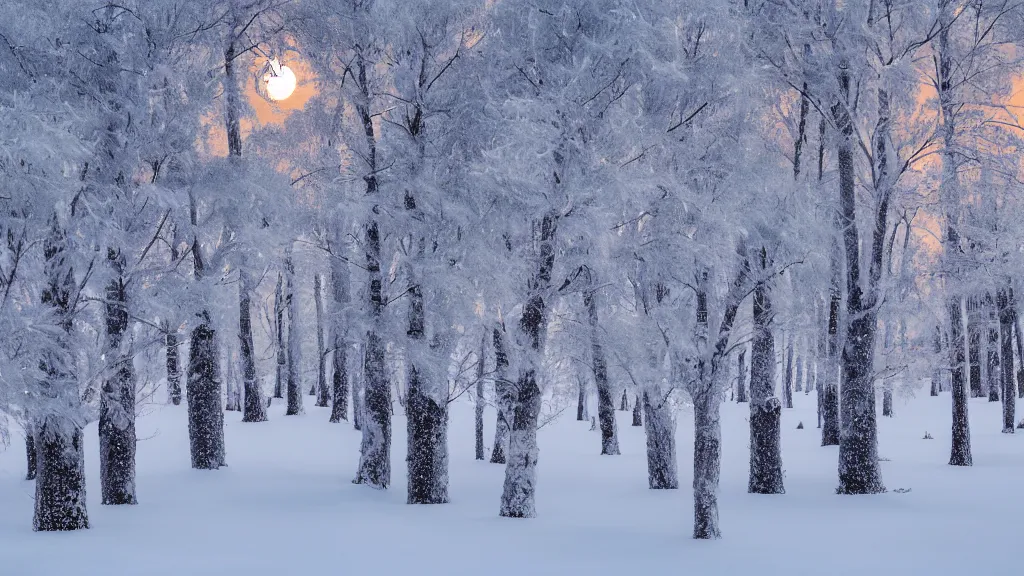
[3,0,1024,539]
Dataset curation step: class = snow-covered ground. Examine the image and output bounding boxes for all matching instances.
[1,391,1021,575]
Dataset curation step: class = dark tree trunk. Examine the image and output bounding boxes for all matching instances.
[795,353,803,393]
[968,304,983,398]
[834,75,884,495]
[500,213,556,517]
[475,329,487,460]
[34,424,89,531]
[354,220,391,488]
[315,274,330,408]
[736,348,748,402]
[274,273,285,400]
[949,296,972,465]
[783,339,794,409]
[632,394,642,426]
[998,288,1016,433]
[749,281,784,494]
[499,373,541,517]
[34,219,90,531]
[100,251,137,505]
[585,287,619,455]
[406,366,448,504]
[643,391,678,489]
[692,390,722,539]
[352,350,363,431]
[1015,316,1024,398]
[240,269,267,422]
[822,258,842,446]
[187,313,226,470]
[25,431,37,480]
[490,327,511,464]
[931,327,942,397]
[881,319,894,418]
[986,297,1000,402]
[329,243,349,423]
[404,249,448,503]
[837,305,885,492]
[285,253,304,416]
[166,328,181,405]
[620,388,629,411]
[576,378,586,421]
[352,56,392,484]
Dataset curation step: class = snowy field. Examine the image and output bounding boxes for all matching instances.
[1,391,1021,576]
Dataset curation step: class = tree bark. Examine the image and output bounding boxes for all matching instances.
[576,378,586,421]
[499,373,541,517]
[240,268,267,422]
[1015,315,1024,398]
[406,365,448,503]
[736,348,748,402]
[795,352,803,393]
[783,338,794,409]
[187,312,226,470]
[404,256,448,503]
[274,273,285,400]
[34,423,89,531]
[353,223,391,487]
[968,299,983,398]
[692,390,722,539]
[475,329,486,460]
[329,235,350,422]
[821,255,842,446]
[749,280,784,494]
[315,274,330,408]
[632,394,642,426]
[352,346,363,431]
[499,213,556,517]
[166,327,181,405]
[986,296,1000,402]
[285,252,304,416]
[25,430,37,481]
[998,288,1016,432]
[949,296,972,465]
[643,390,678,489]
[490,327,511,464]
[937,4,972,465]
[834,71,884,494]
[100,250,137,505]
[585,287,619,455]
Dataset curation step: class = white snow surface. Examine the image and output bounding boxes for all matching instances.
[1,392,1021,575]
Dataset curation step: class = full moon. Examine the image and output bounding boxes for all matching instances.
[265,63,297,102]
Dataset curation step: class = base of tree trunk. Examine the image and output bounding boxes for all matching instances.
[33,424,89,531]
[748,397,785,494]
[99,380,138,505]
[186,319,226,470]
[598,383,619,455]
[642,391,678,489]
[406,377,449,504]
[692,394,722,540]
[820,383,840,446]
[26,433,37,480]
[241,377,268,423]
[499,374,541,518]
[353,333,390,488]
[882,389,893,417]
